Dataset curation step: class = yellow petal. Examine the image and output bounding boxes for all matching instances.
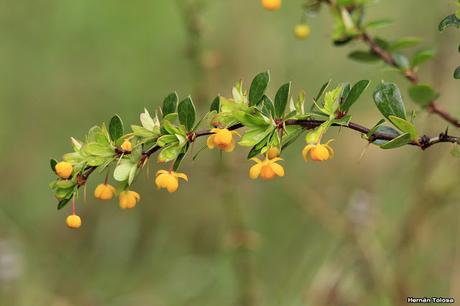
[249,163,262,180]
[166,178,179,193]
[156,170,168,176]
[250,157,262,164]
[207,135,216,149]
[231,130,241,137]
[175,172,188,182]
[302,145,314,161]
[270,163,285,177]
[324,145,335,159]
[269,157,283,163]
[224,139,235,152]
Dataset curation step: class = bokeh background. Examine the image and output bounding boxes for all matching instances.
[1,0,460,305]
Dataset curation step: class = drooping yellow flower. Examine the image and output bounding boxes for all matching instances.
[94,183,116,201]
[294,24,311,39]
[249,157,285,180]
[55,161,73,179]
[155,170,188,193]
[121,139,132,152]
[261,0,281,11]
[66,214,81,229]
[266,147,280,160]
[302,140,334,162]
[207,128,239,152]
[119,190,140,209]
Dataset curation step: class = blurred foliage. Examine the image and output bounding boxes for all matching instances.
[1,0,460,305]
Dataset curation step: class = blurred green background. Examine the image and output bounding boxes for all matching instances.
[1,0,460,305]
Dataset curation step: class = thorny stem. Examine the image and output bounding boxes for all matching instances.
[328,4,460,128]
[360,33,460,127]
[74,119,460,189]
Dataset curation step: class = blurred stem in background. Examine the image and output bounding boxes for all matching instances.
[176,0,208,104]
[176,1,258,304]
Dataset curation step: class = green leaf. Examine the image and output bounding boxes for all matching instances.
[323,86,342,115]
[55,180,76,189]
[131,125,159,138]
[411,49,435,67]
[50,158,57,172]
[249,71,270,106]
[274,82,291,118]
[388,37,421,51]
[82,143,114,157]
[408,84,440,107]
[348,51,380,63]
[367,119,386,139]
[262,95,275,117]
[373,82,407,120]
[173,144,189,171]
[157,135,178,147]
[380,132,412,149]
[371,125,400,146]
[239,127,273,147]
[113,160,135,182]
[340,80,370,112]
[162,92,178,117]
[365,19,393,30]
[454,66,460,79]
[439,14,460,31]
[392,53,410,69]
[388,115,417,140]
[128,164,137,185]
[233,110,269,128]
[315,80,331,102]
[158,144,181,163]
[210,96,220,112]
[109,115,124,141]
[57,197,72,210]
[177,97,196,131]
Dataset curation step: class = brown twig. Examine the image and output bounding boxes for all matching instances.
[325,1,460,128]
[361,33,460,127]
[74,118,460,190]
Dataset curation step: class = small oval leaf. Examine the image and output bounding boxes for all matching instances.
[373,82,407,120]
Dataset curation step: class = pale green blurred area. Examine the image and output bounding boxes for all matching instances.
[1,0,460,305]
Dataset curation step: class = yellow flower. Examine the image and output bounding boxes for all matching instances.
[249,157,285,180]
[121,139,132,152]
[119,190,140,210]
[94,183,116,201]
[207,128,239,152]
[261,0,281,11]
[266,147,280,160]
[155,170,188,193]
[66,214,81,229]
[55,161,73,179]
[302,140,334,162]
[294,24,311,39]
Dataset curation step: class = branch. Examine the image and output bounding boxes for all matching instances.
[321,0,460,128]
[75,119,460,189]
[360,31,460,128]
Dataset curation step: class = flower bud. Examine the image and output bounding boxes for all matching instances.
[66,214,81,229]
[55,162,73,179]
[261,0,281,11]
[94,183,116,201]
[294,24,311,40]
[267,147,280,160]
[121,139,132,152]
[119,190,140,210]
